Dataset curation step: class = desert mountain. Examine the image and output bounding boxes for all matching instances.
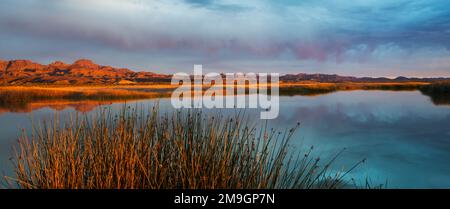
[0,59,171,85]
[1,59,449,85]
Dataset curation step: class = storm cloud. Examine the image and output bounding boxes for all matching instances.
[0,0,449,76]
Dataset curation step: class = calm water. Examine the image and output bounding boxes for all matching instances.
[1,90,450,188]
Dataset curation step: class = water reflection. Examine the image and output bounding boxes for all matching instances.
[0,100,142,114]
[420,91,450,106]
[1,90,449,114]
[277,91,450,188]
[1,90,450,188]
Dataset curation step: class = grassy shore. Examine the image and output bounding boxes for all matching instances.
[7,106,364,189]
[0,82,431,101]
[279,82,429,96]
[3,82,446,111]
[0,85,173,101]
[419,81,450,105]
[0,86,172,110]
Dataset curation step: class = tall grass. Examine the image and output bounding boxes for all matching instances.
[0,86,170,110]
[279,82,428,96]
[419,81,450,105]
[8,106,363,189]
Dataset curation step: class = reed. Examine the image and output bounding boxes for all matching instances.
[8,106,363,189]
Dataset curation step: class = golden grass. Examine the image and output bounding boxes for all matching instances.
[279,82,430,96]
[0,82,433,108]
[0,86,171,107]
[7,106,364,189]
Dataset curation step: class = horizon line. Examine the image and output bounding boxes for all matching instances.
[2,57,450,79]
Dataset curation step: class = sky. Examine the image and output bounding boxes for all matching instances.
[1,0,450,77]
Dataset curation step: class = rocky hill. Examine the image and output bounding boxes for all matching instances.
[0,59,171,85]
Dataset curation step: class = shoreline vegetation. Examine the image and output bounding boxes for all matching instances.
[418,81,450,105]
[6,106,367,189]
[0,85,173,112]
[279,82,429,96]
[1,81,449,112]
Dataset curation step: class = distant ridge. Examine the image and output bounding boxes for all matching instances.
[280,73,450,83]
[1,59,449,85]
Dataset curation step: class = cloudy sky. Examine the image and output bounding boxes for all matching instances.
[1,0,450,77]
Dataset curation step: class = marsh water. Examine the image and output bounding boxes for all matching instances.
[1,90,450,188]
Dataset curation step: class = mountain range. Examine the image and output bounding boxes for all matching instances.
[280,73,450,83]
[1,59,449,85]
[0,59,171,85]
